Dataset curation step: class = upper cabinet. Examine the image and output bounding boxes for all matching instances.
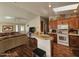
[49,16,79,29]
[52,20,57,29]
[68,17,79,29]
[49,20,57,29]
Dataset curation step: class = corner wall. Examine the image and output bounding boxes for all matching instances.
[26,16,40,33]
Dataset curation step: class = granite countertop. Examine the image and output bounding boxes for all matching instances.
[48,33,57,34]
[32,34,53,40]
[69,33,79,36]
[49,33,79,36]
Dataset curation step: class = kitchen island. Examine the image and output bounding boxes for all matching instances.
[31,34,53,57]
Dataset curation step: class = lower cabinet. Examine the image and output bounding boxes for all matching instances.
[69,35,79,47]
[52,43,79,57]
[29,38,37,48]
[50,34,79,57]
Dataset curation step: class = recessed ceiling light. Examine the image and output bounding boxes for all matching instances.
[53,3,79,12]
[74,10,77,13]
[49,4,51,8]
[5,16,14,19]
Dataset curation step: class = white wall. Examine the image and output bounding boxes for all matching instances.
[0,16,41,33]
[26,16,40,33]
[0,18,27,24]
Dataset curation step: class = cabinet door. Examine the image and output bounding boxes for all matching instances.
[49,20,53,29]
[57,19,63,25]
[68,18,74,29]
[63,19,69,25]
[52,20,57,29]
[69,36,79,47]
[69,17,79,29]
[49,17,79,29]
[75,18,79,29]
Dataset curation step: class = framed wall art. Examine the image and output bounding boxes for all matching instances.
[2,25,13,32]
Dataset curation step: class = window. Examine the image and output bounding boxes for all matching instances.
[20,25,25,31]
[53,3,79,12]
[16,25,19,32]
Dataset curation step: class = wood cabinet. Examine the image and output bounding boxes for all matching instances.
[49,16,79,29]
[49,20,57,29]
[57,19,63,25]
[49,20,53,29]
[73,17,79,29]
[63,19,69,24]
[49,33,57,43]
[49,33,79,57]
[69,35,79,47]
[68,17,79,29]
[29,38,37,48]
[52,20,57,29]
[53,43,79,57]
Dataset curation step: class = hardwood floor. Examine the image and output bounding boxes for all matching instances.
[0,38,37,57]
[1,44,34,57]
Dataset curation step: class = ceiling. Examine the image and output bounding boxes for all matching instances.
[0,2,78,23]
